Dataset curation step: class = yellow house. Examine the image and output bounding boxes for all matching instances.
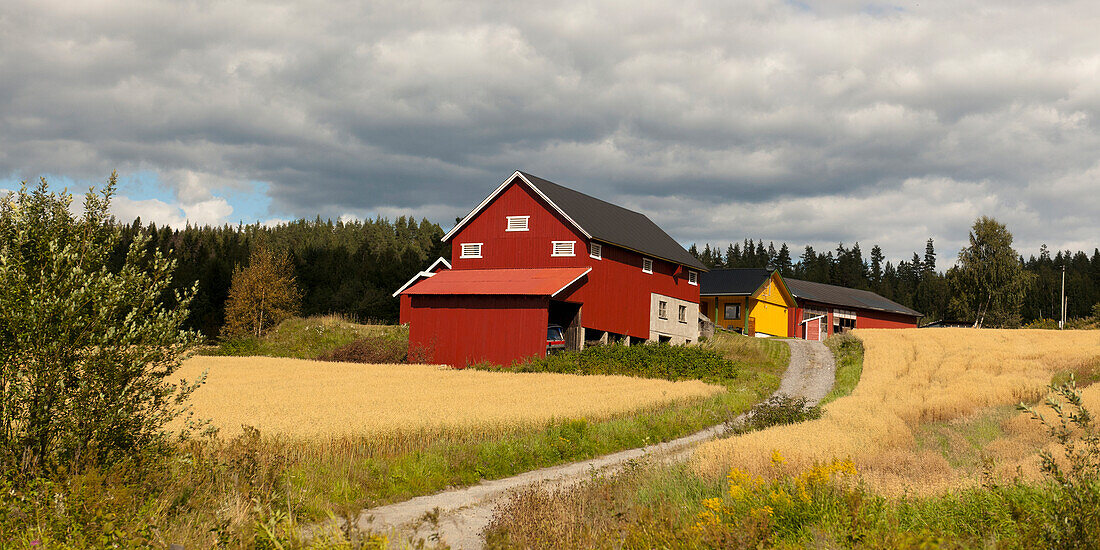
[698,269,795,337]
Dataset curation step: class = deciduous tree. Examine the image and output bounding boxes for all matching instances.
[947,216,1033,327]
[0,175,198,475]
[222,244,301,338]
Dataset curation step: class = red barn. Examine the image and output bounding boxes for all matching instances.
[785,278,923,340]
[395,171,707,367]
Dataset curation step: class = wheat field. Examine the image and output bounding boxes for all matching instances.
[692,328,1100,494]
[174,356,724,438]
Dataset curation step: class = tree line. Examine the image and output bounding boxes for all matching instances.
[112,215,447,337]
[688,219,1100,326]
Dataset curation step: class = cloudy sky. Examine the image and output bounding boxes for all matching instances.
[2,0,1099,262]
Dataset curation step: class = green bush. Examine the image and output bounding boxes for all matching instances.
[494,342,742,383]
[1022,318,1060,329]
[733,394,823,434]
[316,335,407,364]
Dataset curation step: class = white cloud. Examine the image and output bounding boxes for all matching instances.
[1,0,1099,257]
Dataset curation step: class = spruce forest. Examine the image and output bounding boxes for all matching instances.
[112,217,1096,337]
[690,239,1100,325]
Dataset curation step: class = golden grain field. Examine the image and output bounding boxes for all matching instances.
[175,356,724,438]
[692,328,1100,494]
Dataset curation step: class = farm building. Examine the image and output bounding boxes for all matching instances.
[785,278,923,340]
[698,269,795,337]
[699,268,922,339]
[395,171,707,367]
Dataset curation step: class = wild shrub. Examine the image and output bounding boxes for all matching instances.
[733,395,823,434]
[316,335,407,364]
[0,176,198,477]
[1019,376,1100,548]
[498,342,741,383]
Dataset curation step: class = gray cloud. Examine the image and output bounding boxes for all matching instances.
[2,0,1099,261]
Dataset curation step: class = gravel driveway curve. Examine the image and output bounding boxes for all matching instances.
[353,339,836,549]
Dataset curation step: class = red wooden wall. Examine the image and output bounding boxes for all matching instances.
[788,301,919,339]
[448,179,699,339]
[406,295,549,367]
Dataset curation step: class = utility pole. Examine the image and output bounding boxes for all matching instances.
[1060,265,1066,329]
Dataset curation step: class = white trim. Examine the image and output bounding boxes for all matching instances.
[442,171,592,242]
[658,300,668,320]
[799,314,827,325]
[425,257,451,272]
[551,267,593,297]
[392,271,436,297]
[459,243,483,259]
[642,257,654,274]
[687,270,697,285]
[589,241,602,260]
[551,241,576,257]
[505,215,530,232]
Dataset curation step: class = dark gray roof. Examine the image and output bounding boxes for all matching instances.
[784,278,923,317]
[699,268,772,295]
[520,172,706,270]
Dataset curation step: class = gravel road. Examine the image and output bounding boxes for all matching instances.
[353,338,836,549]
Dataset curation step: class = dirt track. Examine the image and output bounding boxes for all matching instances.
[353,339,835,549]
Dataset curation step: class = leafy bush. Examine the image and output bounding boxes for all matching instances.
[733,395,823,434]
[1023,318,1060,329]
[496,342,742,383]
[0,176,198,476]
[1019,376,1100,548]
[316,335,407,364]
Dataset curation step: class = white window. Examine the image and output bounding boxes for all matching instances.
[724,303,741,320]
[688,270,698,285]
[642,257,653,274]
[589,242,602,260]
[506,216,529,232]
[460,243,482,258]
[678,305,687,323]
[658,300,668,320]
[551,241,576,257]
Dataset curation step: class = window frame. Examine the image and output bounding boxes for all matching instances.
[678,304,687,323]
[551,241,576,257]
[724,303,741,320]
[658,300,668,320]
[589,242,602,260]
[688,270,698,285]
[459,242,483,259]
[505,215,530,232]
[642,257,654,274]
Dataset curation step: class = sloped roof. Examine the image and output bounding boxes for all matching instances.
[784,278,923,317]
[444,171,706,271]
[398,267,591,297]
[699,268,772,295]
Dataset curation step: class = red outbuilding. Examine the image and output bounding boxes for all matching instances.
[785,278,923,340]
[395,171,707,367]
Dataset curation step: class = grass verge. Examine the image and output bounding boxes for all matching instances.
[820,332,864,405]
[198,315,407,359]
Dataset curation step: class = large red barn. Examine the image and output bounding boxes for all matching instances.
[395,171,707,367]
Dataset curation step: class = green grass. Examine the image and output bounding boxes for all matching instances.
[288,332,789,514]
[914,405,1015,471]
[820,332,864,405]
[198,315,407,359]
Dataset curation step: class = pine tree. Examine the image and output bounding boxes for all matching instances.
[923,238,936,278]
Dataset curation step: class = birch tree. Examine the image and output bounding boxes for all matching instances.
[222,244,300,338]
[947,216,1033,327]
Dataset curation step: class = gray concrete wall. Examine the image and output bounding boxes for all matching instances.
[648,293,700,344]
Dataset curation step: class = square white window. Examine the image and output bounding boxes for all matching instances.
[678,305,687,322]
[551,241,575,257]
[589,242,602,260]
[658,300,668,319]
[688,270,698,285]
[642,257,653,274]
[506,216,529,232]
[460,243,482,258]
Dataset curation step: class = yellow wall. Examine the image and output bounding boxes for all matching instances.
[701,273,794,337]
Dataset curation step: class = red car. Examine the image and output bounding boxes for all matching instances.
[546,324,566,354]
